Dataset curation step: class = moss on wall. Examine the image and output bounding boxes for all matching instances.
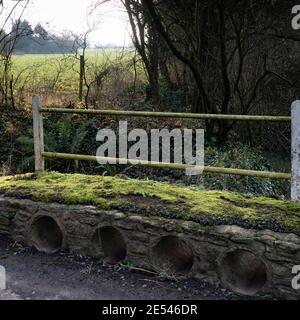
[0,171,300,234]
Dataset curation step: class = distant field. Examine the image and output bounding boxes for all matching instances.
[11,48,140,96]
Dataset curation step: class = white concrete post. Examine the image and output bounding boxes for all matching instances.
[291,100,300,202]
[32,95,45,172]
[0,265,5,290]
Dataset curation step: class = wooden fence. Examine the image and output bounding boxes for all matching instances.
[32,96,300,202]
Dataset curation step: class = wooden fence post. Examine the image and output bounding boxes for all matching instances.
[32,95,44,173]
[79,55,84,101]
[291,100,300,202]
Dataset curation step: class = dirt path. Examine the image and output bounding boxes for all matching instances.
[0,236,265,300]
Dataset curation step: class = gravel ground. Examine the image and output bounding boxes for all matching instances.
[0,236,270,300]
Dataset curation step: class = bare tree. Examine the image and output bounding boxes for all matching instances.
[122,0,161,110]
[140,0,300,142]
[0,0,31,107]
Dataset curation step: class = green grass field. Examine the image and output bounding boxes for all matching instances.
[11,48,138,95]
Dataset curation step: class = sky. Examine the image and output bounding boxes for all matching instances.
[2,0,132,46]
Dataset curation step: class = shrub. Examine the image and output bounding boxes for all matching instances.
[200,143,288,197]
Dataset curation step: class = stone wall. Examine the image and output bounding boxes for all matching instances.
[0,196,300,300]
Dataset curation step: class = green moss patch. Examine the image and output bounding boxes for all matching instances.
[0,172,300,234]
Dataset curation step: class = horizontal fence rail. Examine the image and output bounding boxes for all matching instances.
[40,108,291,122]
[32,96,300,202]
[42,152,291,180]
